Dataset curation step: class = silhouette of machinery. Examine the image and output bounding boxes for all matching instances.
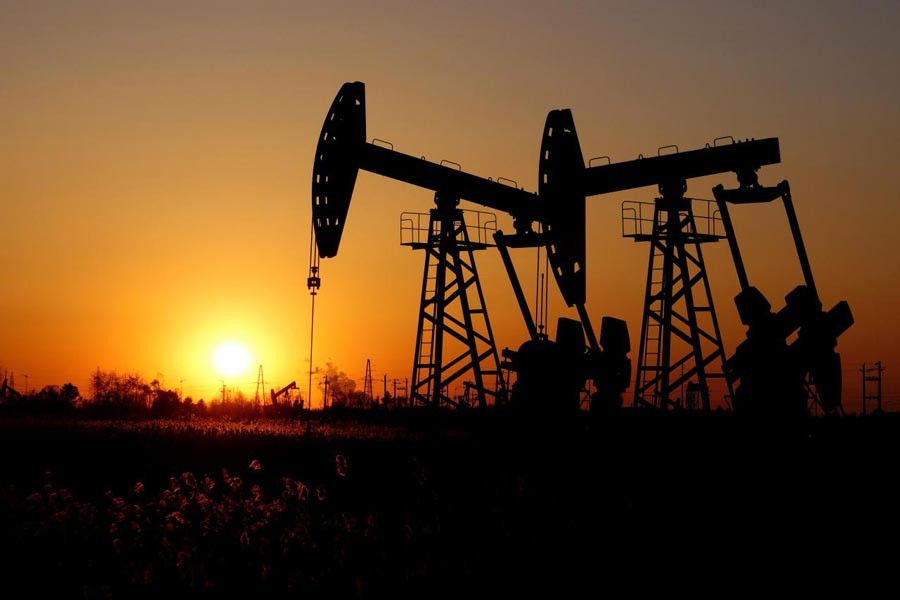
[314,83,525,408]
[713,178,853,416]
[540,115,853,413]
[312,82,630,411]
[552,122,852,413]
[497,109,633,413]
[312,81,853,416]
[495,112,851,414]
[270,381,297,406]
[522,111,783,411]
[1,376,22,400]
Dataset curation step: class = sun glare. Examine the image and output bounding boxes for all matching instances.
[212,341,251,377]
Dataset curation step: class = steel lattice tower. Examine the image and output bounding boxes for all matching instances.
[623,182,733,410]
[362,358,374,406]
[403,196,505,409]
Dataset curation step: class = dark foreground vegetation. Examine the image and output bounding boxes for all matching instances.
[1,412,899,598]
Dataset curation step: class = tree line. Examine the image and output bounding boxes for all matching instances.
[0,363,408,417]
[0,370,302,418]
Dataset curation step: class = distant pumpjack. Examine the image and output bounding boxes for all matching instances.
[713,178,853,416]
[1,377,22,400]
[270,381,297,406]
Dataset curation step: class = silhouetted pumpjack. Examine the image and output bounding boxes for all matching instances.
[312,82,631,410]
[1,377,22,400]
[312,83,523,408]
[270,381,296,406]
[530,110,782,411]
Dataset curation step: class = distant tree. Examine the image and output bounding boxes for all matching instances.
[346,390,369,409]
[60,382,80,406]
[31,386,68,413]
[90,370,148,414]
[233,390,247,405]
[151,388,181,417]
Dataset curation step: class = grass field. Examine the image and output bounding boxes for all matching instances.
[1,413,899,597]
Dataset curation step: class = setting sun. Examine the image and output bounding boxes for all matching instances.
[212,342,251,377]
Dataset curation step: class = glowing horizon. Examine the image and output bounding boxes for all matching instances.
[2,2,899,412]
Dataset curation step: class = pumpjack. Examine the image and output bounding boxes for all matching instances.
[538,113,852,413]
[270,381,297,406]
[505,113,851,414]
[311,82,630,411]
[1,377,22,401]
[525,111,779,411]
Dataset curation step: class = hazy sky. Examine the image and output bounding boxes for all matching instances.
[2,1,899,410]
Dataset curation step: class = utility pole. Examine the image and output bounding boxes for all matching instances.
[862,362,866,415]
[861,362,885,415]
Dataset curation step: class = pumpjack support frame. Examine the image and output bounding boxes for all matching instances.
[623,192,732,410]
[402,200,506,408]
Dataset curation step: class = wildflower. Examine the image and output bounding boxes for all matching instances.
[335,455,349,477]
[180,472,197,488]
[296,482,309,501]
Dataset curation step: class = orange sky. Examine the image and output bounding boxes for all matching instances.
[2,1,899,411]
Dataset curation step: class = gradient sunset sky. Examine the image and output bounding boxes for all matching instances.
[2,1,898,410]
